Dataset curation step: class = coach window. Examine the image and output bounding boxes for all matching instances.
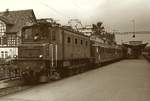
[81,40,83,45]
[67,37,71,43]
[102,48,104,53]
[75,38,77,44]
[86,41,88,46]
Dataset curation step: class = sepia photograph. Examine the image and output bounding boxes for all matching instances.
[0,0,150,101]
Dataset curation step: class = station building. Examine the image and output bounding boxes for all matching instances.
[0,9,37,59]
[115,32,150,58]
[123,40,148,58]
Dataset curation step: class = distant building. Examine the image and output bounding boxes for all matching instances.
[115,31,149,58]
[123,40,148,58]
[115,31,150,46]
[0,9,37,59]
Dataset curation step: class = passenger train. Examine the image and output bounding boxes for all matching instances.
[14,21,126,83]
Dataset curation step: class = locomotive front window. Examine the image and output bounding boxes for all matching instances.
[22,25,49,42]
[24,28,33,40]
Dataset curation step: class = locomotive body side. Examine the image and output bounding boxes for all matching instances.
[54,27,92,77]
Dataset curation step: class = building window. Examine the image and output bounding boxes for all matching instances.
[2,36,7,45]
[7,34,17,46]
[5,51,8,58]
[1,51,4,59]
[0,20,6,35]
[0,20,6,45]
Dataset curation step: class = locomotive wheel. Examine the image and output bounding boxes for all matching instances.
[68,69,74,76]
[81,67,85,73]
[59,68,67,78]
[75,69,80,74]
[22,71,38,84]
[50,72,61,80]
[39,75,49,83]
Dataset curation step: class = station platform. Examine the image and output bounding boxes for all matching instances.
[1,58,150,101]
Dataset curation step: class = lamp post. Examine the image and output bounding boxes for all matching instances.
[132,20,135,38]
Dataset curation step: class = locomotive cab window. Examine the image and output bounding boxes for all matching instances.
[67,37,71,43]
[24,28,33,40]
[22,25,49,42]
[75,38,77,44]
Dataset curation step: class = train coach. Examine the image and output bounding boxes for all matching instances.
[13,21,125,83]
[90,37,124,65]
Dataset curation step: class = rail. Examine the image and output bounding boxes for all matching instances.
[143,54,150,62]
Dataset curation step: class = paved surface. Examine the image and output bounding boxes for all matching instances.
[1,59,150,101]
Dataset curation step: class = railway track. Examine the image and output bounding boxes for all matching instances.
[143,54,150,62]
[0,58,124,98]
[0,78,32,97]
[0,85,31,97]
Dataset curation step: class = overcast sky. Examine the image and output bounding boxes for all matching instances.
[0,0,150,32]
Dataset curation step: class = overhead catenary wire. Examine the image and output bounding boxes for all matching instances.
[36,0,90,28]
[37,0,70,19]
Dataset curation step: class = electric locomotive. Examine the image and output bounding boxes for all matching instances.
[16,21,91,83]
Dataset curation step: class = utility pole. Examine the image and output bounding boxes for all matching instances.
[132,20,135,38]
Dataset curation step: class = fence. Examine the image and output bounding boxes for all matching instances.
[0,59,21,80]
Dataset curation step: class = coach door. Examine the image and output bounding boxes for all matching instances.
[49,44,57,69]
[95,46,101,64]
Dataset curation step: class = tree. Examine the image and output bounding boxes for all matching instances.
[92,21,105,37]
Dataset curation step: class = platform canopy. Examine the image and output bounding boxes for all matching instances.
[123,43,148,49]
[122,41,148,58]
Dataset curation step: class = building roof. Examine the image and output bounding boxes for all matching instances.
[0,9,37,33]
[0,16,13,25]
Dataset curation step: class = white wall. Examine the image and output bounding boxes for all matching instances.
[0,47,18,59]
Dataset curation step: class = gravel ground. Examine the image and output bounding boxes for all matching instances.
[1,59,150,101]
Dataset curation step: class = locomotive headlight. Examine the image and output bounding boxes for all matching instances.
[39,55,43,59]
[34,36,38,40]
[13,55,17,58]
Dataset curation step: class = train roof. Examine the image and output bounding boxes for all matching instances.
[92,41,121,49]
[22,23,90,38]
[60,26,90,38]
